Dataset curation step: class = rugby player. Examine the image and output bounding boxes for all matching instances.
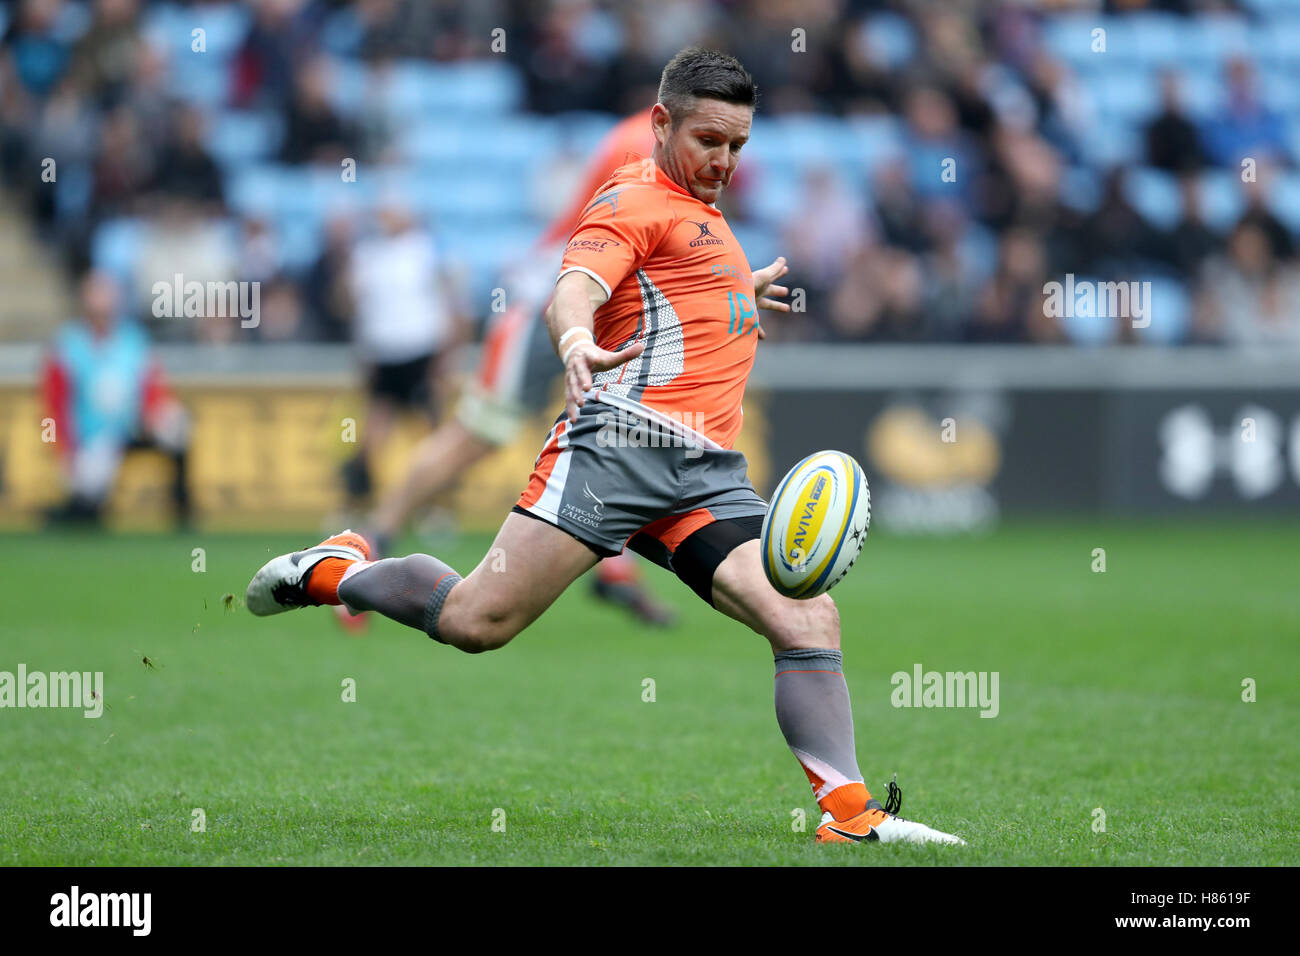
[352,108,674,628]
[248,48,964,846]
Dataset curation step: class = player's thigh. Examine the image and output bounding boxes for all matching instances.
[710,539,840,652]
[441,511,599,643]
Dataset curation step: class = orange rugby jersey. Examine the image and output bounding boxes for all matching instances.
[539,108,655,249]
[558,160,759,449]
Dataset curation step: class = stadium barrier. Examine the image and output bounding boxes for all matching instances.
[1,344,1297,531]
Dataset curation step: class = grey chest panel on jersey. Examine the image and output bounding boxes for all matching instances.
[592,269,685,401]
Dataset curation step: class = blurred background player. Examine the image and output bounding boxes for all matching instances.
[41,269,191,526]
[338,193,468,512]
[348,108,677,628]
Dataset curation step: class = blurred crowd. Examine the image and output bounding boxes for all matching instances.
[2,0,1299,347]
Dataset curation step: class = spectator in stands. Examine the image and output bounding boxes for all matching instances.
[783,165,872,326]
[149,104,224,211]
[89,103,152,222]
[303,213,354,343]
[1078,168,1166,274]
[1195,221,1300,347]
[1164,173,1220,276]
[279,55,354,165]
[42,270,192,526]
[1235,163,1295,260]
[66,0,141,109]
[966,228,1058,343]
[1145,70,1206,173]
[1200,57,1288,168]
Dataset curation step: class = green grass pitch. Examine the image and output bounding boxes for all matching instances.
[2,520,1296,866]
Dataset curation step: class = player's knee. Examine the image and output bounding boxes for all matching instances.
[446,604,519,654]
[767,593,840,651]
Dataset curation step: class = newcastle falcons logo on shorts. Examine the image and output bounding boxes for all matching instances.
[582,482,605,516]
[561,482,605,528]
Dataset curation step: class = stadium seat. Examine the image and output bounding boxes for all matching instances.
[1133,275,1191,346]
[1059,166,1102,213]
[1182,14,1254,63]
[1041,15,1105,66]
[399,116,557,170]
[1197,171,1247,232]
[1124,167,1182,229]
[839,116,905,176]
[861,13,917,69]
[207,111,285,167]
[226,164,286,218]
[91,219,145,288]
[1119,13,1183,67]
[142,1,250,60]
[1268,173,1300,233]
[1093,68,1161,123]
[1078,120,1141,169]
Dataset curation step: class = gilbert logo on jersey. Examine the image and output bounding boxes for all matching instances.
[688,221,725,247]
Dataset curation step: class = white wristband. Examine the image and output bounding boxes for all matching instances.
[558,327,594,364]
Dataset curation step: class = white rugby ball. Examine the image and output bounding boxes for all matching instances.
[761,450,871,599]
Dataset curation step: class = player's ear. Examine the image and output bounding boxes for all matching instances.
[650,103,672,143]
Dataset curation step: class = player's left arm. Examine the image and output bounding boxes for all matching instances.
[752,255,790,339]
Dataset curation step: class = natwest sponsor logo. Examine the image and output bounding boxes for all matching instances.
[567,237,621,253]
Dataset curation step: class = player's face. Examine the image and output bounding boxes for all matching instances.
[654,100,752,205]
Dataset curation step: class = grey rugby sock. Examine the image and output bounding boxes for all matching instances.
[773,648,865,796]
[337,554,461,639]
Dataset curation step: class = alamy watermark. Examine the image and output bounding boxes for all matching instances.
[0,664,104,718]
[151,274,260,328]
[1043,274,1151,329]
[890,663,999,718]
[595,407,706,459]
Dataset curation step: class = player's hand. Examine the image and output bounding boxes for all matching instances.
[754,256,791,313]
[565,340,645,423]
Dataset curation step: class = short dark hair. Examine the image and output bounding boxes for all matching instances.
[657,48,756,124]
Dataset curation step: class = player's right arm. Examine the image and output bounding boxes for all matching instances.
[545,271,643,423]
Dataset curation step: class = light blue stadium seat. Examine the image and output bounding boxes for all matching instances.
[1042,15,1105,66]
[1079,121,1141,168]
[325,57,369,118]
[91,219,145,288]
[276,217,323,271]
[1060,166,1102,213]
[862,13,917,69]
[1056,274,1119,346]
[1286,118,1300,166]
[167,59,231,108]
[552,112,620,156]
[1121,13,1183,67]
[1125,167,1181,229]
[415,169,529,222]
[1258,66,1300,114]
[207,111,285,167]
[444,61,524,115]
[1134,275,1191,345]
[1198,171,1246,232]
[226,164,286,217]
[839,116,904,176]
[743,162,820,228]
[1174,69,1225,121]
[1094,68,1160,123]
[142,1,250,60]
[399,117,557,170]
[1268,173,1300,232]
[1182,15,1254,62]
[1257,17,1300,67]
[730,224,779,275]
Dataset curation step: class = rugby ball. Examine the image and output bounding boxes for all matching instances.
[761,451,871,599]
